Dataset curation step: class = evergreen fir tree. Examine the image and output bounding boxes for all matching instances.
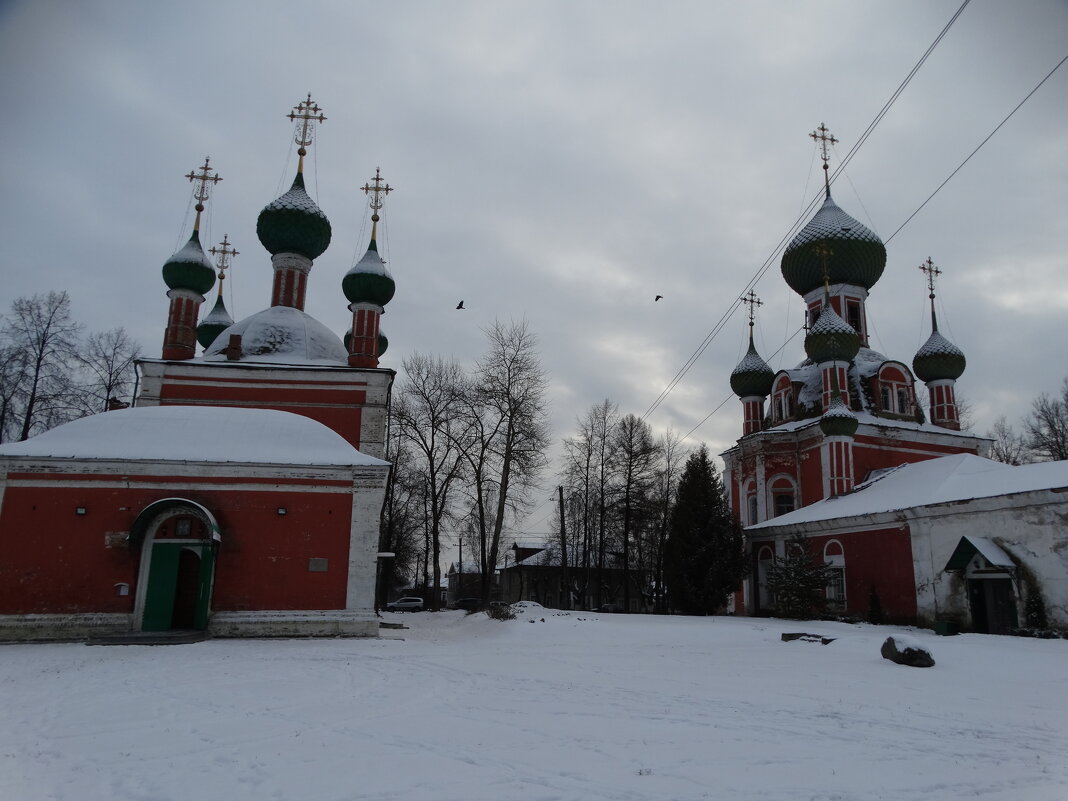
[765,534,835,620]
[663,445,746,614]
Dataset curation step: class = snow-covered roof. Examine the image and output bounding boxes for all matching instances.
[748,454,1068,530]
[202,305,348,366]
[0,406,388,467]
[943,536,1016,571]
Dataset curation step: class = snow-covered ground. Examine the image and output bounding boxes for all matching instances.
[2,612,1066,801]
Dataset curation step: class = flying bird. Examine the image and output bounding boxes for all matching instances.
[456,300,465,310]
[654,295,663,302]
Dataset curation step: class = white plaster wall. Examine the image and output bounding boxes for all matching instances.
[908,492,1068,628]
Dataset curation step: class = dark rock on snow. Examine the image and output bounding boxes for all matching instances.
[881,635,935,667]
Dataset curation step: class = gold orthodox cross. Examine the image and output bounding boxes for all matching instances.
[740,290,763,329]
[919,257,942,297]
[210,234,239,282]
[362,167,393,214]
[809,123,838,191]
[185,157,221,229]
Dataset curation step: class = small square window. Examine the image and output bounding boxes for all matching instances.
[308,558,329,573]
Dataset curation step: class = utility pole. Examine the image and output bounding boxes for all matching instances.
[558,485,569,610]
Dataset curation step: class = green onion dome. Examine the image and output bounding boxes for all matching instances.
[820,392,859,437]
[343,240,395,306]
[730,335,774,398]
[196,294,234,349]
[256,172,331,260]
[913,330,966,382]
[781,193,886,297]
[805,303,860,364]
[162,230,216,295]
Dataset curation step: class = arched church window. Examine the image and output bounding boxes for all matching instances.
[745,482,758,525]
[824,539,846,609]
[767,475,797,518]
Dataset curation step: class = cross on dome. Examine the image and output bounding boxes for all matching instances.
[185,157,222,228]
[209,234,238,283]
[362,167,393,240]
[809,122,838,194]
[287,94,326,171]
[741,290,763,330]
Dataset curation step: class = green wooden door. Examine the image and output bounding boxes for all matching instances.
[142,543,215,631]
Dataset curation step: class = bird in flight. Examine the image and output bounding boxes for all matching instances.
[654,295,663,302]
[456,300,465,310]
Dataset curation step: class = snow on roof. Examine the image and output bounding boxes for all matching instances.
[202,305,348,366]
[0,406,388,467]
[748,454,1068,530]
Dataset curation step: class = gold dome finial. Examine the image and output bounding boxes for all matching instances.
[287,93,327,174]
[209,234,239,298]
[809,122,838,197]
[919,257,943,332]
[184,156,222,231]
[740,290,763,338]
[361,167,393,242]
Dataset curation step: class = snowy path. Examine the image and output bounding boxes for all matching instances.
[1,612,1065,801]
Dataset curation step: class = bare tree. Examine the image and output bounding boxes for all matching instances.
[650,428,687,612]
[476,320,551,608]
[986,415,1031,465]
[613,413,658,613]
[3,291,82,441]
[379,419,429,607]
[393,353,468,609]
[1025,378,1068,462]
[0,342,27,443]
[77,327,142,413]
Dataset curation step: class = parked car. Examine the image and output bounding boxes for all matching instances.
[386,596,424,612]
[454,598,481,611]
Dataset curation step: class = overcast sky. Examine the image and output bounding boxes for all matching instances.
[2,0,1066,532]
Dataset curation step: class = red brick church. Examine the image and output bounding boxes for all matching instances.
[721,125,989,622]
[0,97,398,640]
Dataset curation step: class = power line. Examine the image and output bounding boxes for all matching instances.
[886,51,1068,244]
[641,0,971,424]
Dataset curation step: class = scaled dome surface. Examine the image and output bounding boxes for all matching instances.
[162,231,216,295]
[781,194,886,296]
[256,172,332,260]
[913,331,966,382]
[203,305,348,365]
[805,304,860,364]
[343,243,395,306]
[730,340,775,398]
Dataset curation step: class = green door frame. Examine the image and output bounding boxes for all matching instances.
[132,499,220,632]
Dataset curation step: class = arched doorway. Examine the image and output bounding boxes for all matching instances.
[130,499,221,632]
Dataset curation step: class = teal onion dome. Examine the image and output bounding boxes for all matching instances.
[343,240,395,306]
[820,392,859,437]
[805,303,860,364]
[730,335,774,398]
[781,193,886,297]
[913,330,966,382]
[256,172,331,260]
[162,230,216,295]
[196,294,234,349]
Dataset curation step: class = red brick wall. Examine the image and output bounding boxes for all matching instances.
[0,472,354,615]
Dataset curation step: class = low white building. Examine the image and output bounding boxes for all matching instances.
[746,454,1068,633]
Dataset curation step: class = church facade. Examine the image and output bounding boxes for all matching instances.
[721,127,992,623]
[0,97,397,640]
